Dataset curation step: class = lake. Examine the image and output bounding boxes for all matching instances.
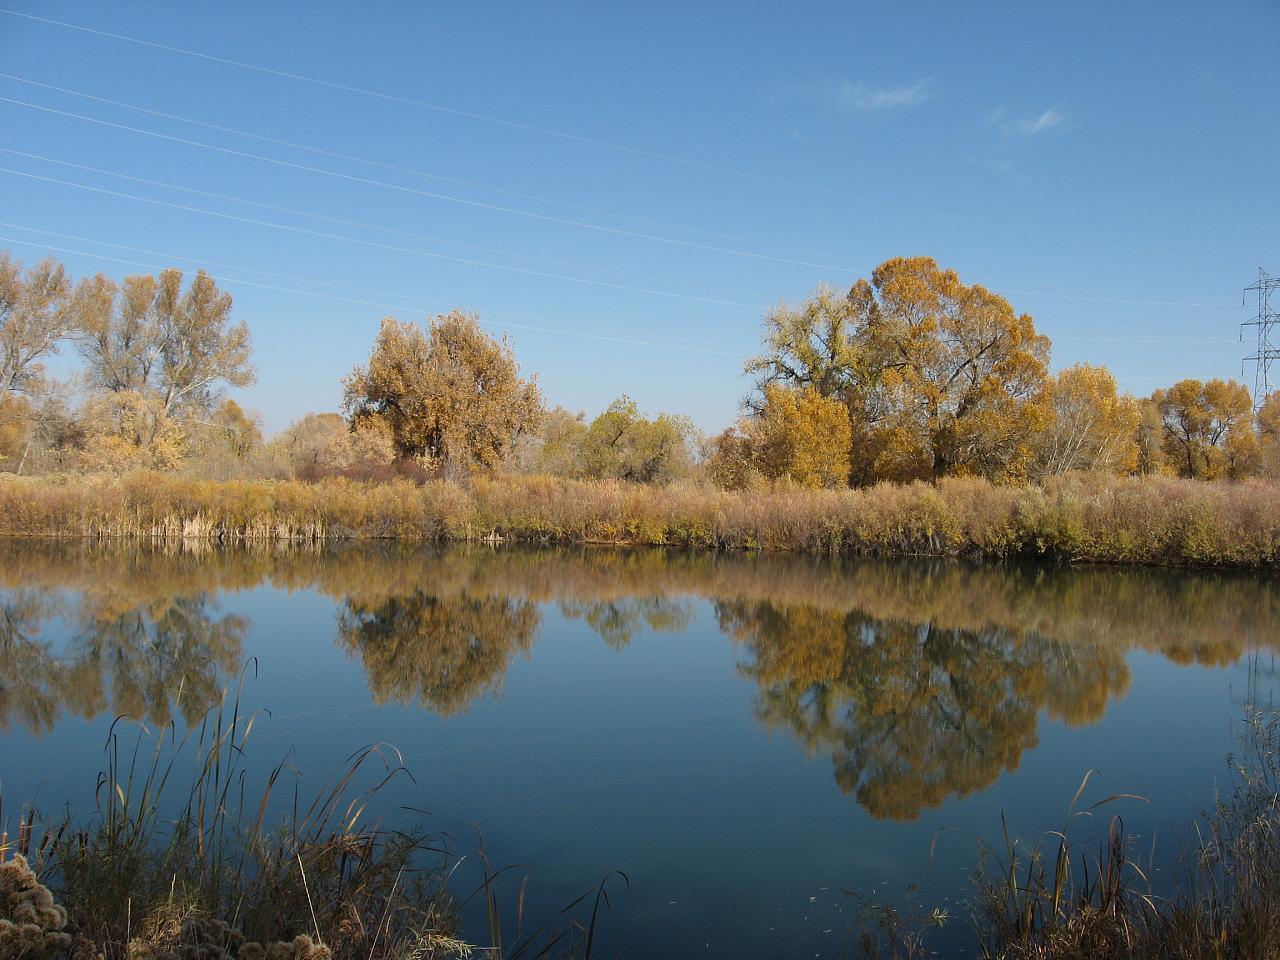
[1,540,1276,958]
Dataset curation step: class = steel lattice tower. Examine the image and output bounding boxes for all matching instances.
[1243,269,1280,408]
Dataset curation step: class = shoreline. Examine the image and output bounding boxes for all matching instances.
[0,471,1278,569]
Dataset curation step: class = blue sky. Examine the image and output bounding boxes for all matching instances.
[1,1,1276,433]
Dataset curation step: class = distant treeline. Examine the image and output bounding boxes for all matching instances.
[2,250,1278,489]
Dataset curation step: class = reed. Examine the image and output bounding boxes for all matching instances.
[0,681,609,960]
[861,707,1280,959]
[1,471,1278,568]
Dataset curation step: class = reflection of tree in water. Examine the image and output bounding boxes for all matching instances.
[337,591,539,714]
[557,596,693,650]
[69,592,247,727]
[0,590,64,733]
[2,539,1279,771]
[719,600,1130,821]
[0,586,246,735]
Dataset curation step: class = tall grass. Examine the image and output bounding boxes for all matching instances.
[0,681,611,960]
[861,707,1280,959]
[1,471,1279,567]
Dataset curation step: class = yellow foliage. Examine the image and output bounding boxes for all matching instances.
[750,384,851,488]
[1257,390,1280,479]
[746,257,1051,485]
[1037,363,1140,476]
[343,312,542,475]
[1154,378,1257,480]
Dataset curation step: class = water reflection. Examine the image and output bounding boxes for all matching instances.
[722,604,1128,818]
[0,572,244,734]
[338,590,538,714]
[0,541,1276,818]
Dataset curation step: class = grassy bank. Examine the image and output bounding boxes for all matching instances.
[1,472,1279,567]
[863,706,1280,960]
[0,692,610,960]
[8,691,1280,960]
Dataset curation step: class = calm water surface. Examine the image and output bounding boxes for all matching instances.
[1,541,1277,958]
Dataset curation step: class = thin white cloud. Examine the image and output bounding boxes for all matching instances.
[989,104,1068,138]
[1021,107,1064,135]
[836,78,932,111]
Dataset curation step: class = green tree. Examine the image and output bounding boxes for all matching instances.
[521,406,588,476]
[746,284,865,403]
[343,312,543,475]
[577,396,697,483]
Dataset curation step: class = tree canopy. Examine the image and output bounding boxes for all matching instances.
[75,268,253,419]
[1036,363,1140,476]
[343,312,543,475]
[1153,378,1257,480]
[748,257,1052,484]
[0,254,74,410]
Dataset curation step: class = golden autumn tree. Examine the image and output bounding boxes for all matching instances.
[342,312,543,475]
[1134,396,1169,475]
[1258,390,1280,479]
[0,253,74,412]
[858,257,1051,482]
[704,426,761,491]
[69,267,253,471]
[748,384,852,488]
[747,257,1051,484]
[1153,378,1257,480]
[1035,363,1140,476]
[74,269,254,419]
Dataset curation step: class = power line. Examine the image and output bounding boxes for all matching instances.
[0,221,1237,354]
[0,75,1245,295]
[0,230,749,358]
[0,6,948,215]
[0,71,863,262]
[0,146,771,301]
[0,166,764,308]
[0,97,1237,310]
[0,95,854,273]
[0,7,1241,274]
[1054,336,1235,344]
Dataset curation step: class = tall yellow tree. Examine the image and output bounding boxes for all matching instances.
[75,268,253,419]
[863,257,1051,482]
[1134,396,1169,475]
[1153,378,1256,480]
[343,311,543,474]
[1035,363,1140,475]
[0,253,74,412]
[747,257,1051,484]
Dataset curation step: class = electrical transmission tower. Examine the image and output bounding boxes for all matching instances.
[1242,269,1280,408]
